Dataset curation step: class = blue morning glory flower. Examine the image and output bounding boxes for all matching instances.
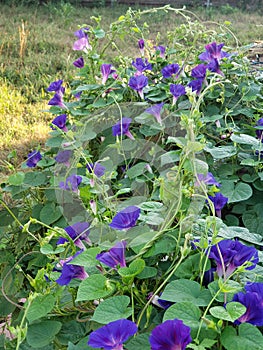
[196,172,221,187]
[207,58,223,75]
[87,162,106,177]
[161,63,180,79]
[208,192,228,217]
[191,64,207,80]
[149,319,192,350]
[138,38,145,55]
[88,319,138,349]
[209,239,259,278]
[154,45,166,58]
[188,79,203,94]
[73,27,91,51]
[73,56,84,68]
[56,250,88,286]
[255,117,263,140]
[96,241,127,269]
[101,64,116,84]
[199,42,230,62]
[26,150,42,168]
[55,150,72,167]
[232,282,263,326]
[48,92,66,109]
[169,84,186,105]
[59,174,82,192]
[46,79,63,93]
[145,102,164,124]
[57,222,90,249]
[128,75,148,99]
[132,58,152,73]
[109,206,140,230]
[112,117,134,140]
[51,114,68,132]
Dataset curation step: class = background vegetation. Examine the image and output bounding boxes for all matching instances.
[0,1,262,172]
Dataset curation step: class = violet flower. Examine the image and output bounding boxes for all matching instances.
[109,206,140,230]
[132,58,152,74]
[112,117,134,140]
[207,58,223,75]
[188,79,203,94]
[149,319,192,350]
[26,150,42,168]
[56,250,88,286]
[154,45,166,58]
[46,79,63,93]
[199,42,230,62]
[128,75,148,99]
[196,172,221,187]
[209,239,259,278]
[255,117,263,140]
[170,84,186,105]
[232,282,263,326]
[161,63,180,79]
[73,57,84,68]
[55,150,72,167]
[145,102,164,124]
[96,241,127,269]
[59,174,82,192]
[48,92,66,109]
[73,27,91,51]
[87,162,106,178]
[208,192,228,217]
[101,64,116,84]
[51,114,68,132]
[57,222,90,249]
[138,38,145,55]
[191,64,207,80]
[88,319,138,349]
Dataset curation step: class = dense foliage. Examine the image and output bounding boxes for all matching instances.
[1,5,263,350]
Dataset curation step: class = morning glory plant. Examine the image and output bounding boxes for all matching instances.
[59,174,82,192]
[96,241,127,269]
[109,206,140,230]
[26,150,42,168]
[51,114,68,132]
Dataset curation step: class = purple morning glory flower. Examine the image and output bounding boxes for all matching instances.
[145,102,164,124]
[109,206,140,230]
[208,192,228,217]
[170,84,186,105]
[73,27,91,51]
[73,56,84,68]
[154,45,166,58]
[191,64,207,80]
[138,38,144,52]
[128,75,148,99]
[112,117,134,140]
[101,64,116,84]
[56,250,88,286]
[199,42,230,62]
[48,92,66,109]
[88,319,138,349]
[132,58,152,73]
[149,319,192,350]
[207,58,223,75]
[232,282,263,326]
[188,79,203,94]
[96,241,127,269]
[196,172,221,187]
[46,79,63,93]
[255,117,263,140]
[51,114,68,132]
[59,174,82,192]
[161,63,180,79]
[209,239,259,278]
[55,150,72,167]
[57,222,90,249]
[87,162,106,177]
[26,150,42,168]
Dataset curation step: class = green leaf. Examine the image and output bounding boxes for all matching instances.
[231,133,260,147]
[91,296,132,324]
[221,323,263,350]
[40,244,65,255]
[68,337,94,350]
[205,145,236,159]
[139,201,163,211]
[209,302,246,322]
[161,279,211,306]
[24,171,47,187]
[126,333,151,350]
[118,259,145,278]
[126,162,148,179]
[26,320,62,348]
[8,172,25,186]
[70,247,101,267]
[94,28,105,38]
[39,202,62,225]
[163,301,201,329]
[56,320,86,346]
[76,274,115,301]
[27,294,56,323]
[221,181,252,203]
[137,266,157,279]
